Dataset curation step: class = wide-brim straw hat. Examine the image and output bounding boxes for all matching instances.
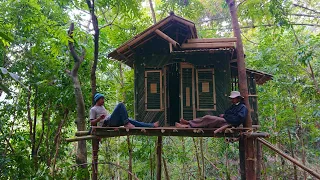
[229,91,244,99]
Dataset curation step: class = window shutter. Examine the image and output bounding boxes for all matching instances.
[182,67,194,120]
[145,70,162,111]
[197,69,216,110]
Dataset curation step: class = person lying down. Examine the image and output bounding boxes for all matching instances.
[175,91,248,128]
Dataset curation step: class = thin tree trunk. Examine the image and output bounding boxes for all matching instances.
[182,137,186,180]
[68,23,88,172]
[32,86,38,169]
[226,146,230,180]
[150,147,153,179]
[301,135,307,180]
[86,0,100,99]
[226,0,255,179]
[35,111,46,157]
[119,63,126,101]
[162,156,169,180]
[46,101,51,166]
[149,0,157,24]
[156,136,162,180]
[200,137,205,179]
[291,26,320,94]
[307,61,320,94]
[192,137,202,178]
[52,109,69,176]
[288,129,298,180]
[127,136,133,180]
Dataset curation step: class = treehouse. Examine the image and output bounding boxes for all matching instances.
[67,13,320,180]
[108,13,272,126]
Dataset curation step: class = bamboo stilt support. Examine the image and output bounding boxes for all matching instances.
[66,135,96,142]
[239,136,246,180]
[92,138,99,180]
[258,138,320,179]
[76,131,90,136]
[156,136,162,180]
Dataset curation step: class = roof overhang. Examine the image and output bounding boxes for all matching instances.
[108,13,198,67]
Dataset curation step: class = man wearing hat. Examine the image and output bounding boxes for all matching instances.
[175,91,248,128]
[90,93,159,128]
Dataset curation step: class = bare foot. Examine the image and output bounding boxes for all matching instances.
[124,122,135,129]
[179,118,189,125]
[175,122,190,128]
[153,121,159,128]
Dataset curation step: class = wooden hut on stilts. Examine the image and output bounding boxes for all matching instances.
[67,13,320,180]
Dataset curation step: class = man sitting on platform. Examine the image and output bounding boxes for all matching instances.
[175,91,248,128]
[90,93,159,128]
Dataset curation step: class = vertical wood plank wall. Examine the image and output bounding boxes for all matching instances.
[134,52,234,126]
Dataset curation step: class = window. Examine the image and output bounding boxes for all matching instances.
[145,70,163,111]
[196,69,216,111]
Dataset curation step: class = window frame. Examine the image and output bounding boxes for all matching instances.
[145,70,163,111]
[196,68,216,111]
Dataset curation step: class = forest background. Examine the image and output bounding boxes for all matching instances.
[0,0,319,179]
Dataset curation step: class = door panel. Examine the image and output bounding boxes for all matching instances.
[180,63,195,120]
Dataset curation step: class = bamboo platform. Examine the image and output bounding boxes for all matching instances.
[66,126,269,142]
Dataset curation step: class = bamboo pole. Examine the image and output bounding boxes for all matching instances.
[155,29,180,48]
[181,42,234,49]
[127,135,133,180]
[187,37,237,43]
[239,136,246,180]
[92,138,99,180]
[76,131,90,136]
[65,135,96,142]
[257,138,320,179]
[156,136,162,180]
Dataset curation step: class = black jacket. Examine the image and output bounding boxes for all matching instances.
[223,103,248,127]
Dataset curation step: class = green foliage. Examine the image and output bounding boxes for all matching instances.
[0,0,319,179]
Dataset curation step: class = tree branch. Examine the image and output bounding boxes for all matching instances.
[68,23,81,63]
[293,3,320,14]
[68,23,85,76]
[87,0,99,100]
[202,22,320,31]
[99,2,120,30]
[149,0,157,24]
[289,13,320,19]
[237,0,247,8]
[241,33,258,45]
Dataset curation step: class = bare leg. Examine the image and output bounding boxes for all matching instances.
[175,122,190,128]
[179,118,189,125]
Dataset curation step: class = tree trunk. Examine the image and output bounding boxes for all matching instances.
[52,109,69,176]
[163,156,170,180]
[68,23,88,172]
[200,137,205,179]
[156,136,162,180]
[119,63,126,101]
[288,129,298,180]
[226,0,255,179]
[148,0,157,24]
[86,0,100,100]
[307,61,320,94]
[192,137,202,178]
[127,135,132,180]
